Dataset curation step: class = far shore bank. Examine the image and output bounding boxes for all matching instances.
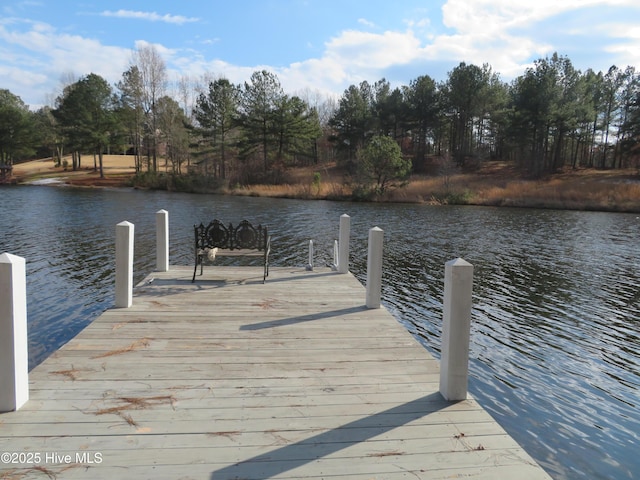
[6,155,640,213]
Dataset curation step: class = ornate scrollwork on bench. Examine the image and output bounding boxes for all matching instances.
[193,220,271,283]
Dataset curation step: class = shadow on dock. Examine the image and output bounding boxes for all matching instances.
[240,305,368,330]
[134,269,341,299]
[210,392,448,480]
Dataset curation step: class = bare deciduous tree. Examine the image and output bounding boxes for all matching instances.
[131,44,167,172]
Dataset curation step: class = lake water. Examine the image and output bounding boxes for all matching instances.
[0,185,638,479]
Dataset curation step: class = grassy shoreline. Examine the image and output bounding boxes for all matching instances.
[7,157,640,213]
[211,163,640,213]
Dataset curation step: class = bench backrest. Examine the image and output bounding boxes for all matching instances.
[195,220,268,251]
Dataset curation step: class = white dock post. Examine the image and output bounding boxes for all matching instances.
[115,221,134,308]
[338,214,350,274]
[0,253,29,412]
[365,227,384,309]
[156,209,169,272]
[439,258,474,401]
[306,240,314,271]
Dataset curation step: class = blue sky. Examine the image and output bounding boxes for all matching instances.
[1,0,639,108]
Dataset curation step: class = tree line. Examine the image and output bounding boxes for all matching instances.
[1,47,639,190]
[330,54,640,177]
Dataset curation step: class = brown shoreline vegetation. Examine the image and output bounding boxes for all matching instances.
[7,155,640,213]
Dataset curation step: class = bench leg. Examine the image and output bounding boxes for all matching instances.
[263,258,270,283]
[263,254,269,284]
[192,255,202,283]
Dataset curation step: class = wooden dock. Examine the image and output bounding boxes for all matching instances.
[0,266,552,479]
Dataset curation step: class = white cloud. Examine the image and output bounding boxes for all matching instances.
[405,18,431,30]
[436,0,575,73]
[0,64,47,87]
[357,18,376,28]
[254,28,425,94]
[0,19,131,106]
[133,39,177,58]
[166,54,261,90]
[280,57,350,96]
[419,0,640,78]
[601,22,640,68]
[325,29,422,70]
[441,0,635,33]
[101,10,199,25]
[442,0,562,32]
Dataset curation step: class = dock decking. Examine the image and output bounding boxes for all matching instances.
[1,266,552,479]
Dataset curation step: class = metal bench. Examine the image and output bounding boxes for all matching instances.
[192,219,271,283]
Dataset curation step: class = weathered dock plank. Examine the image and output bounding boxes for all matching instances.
[0,266,552,479]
